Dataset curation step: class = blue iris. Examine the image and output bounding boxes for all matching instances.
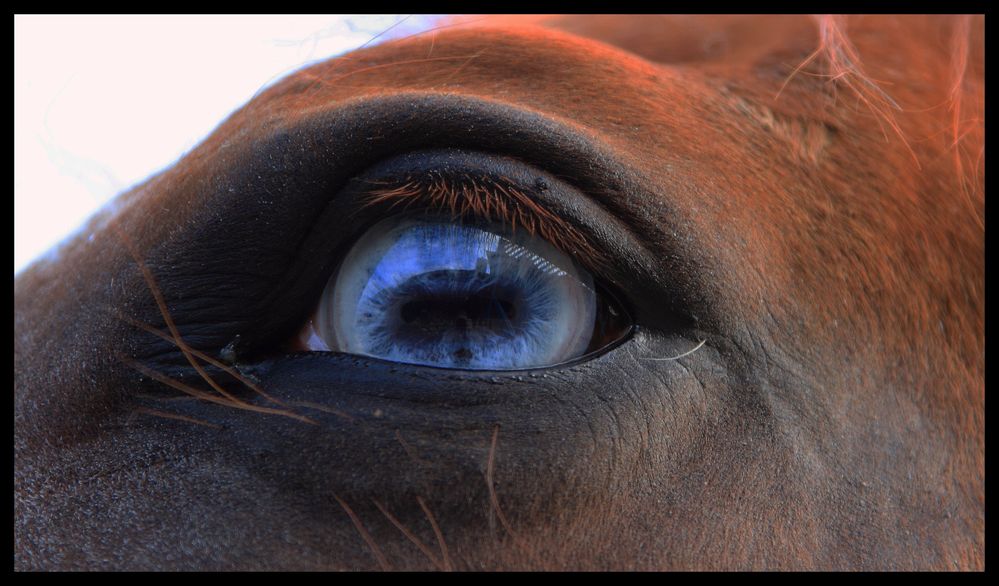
[319,216,597,370]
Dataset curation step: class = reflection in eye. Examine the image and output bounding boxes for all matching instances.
[300,214,628,370]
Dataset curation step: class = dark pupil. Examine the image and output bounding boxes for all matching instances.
[391,270,523,339]
[401,295,516,327]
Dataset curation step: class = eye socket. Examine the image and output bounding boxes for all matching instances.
[294,213,631,370]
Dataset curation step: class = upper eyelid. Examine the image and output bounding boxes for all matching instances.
[219,95,668,284]
[157,96,691,343]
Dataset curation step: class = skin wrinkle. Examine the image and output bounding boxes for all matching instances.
[14,15,983,570]
[611,358,670,513]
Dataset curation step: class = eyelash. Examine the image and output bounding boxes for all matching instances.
[353,171,609,275]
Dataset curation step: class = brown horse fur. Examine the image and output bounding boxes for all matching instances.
[14,15,983,570]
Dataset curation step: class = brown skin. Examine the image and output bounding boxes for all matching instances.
[14,15,983,570]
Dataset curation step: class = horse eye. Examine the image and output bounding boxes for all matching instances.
[294,213,631,370]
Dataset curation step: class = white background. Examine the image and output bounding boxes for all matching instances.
[14,15,442,274]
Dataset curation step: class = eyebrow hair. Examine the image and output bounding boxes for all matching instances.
[358,172,607,271]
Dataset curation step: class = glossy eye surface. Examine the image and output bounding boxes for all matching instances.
[299,214,628,370]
